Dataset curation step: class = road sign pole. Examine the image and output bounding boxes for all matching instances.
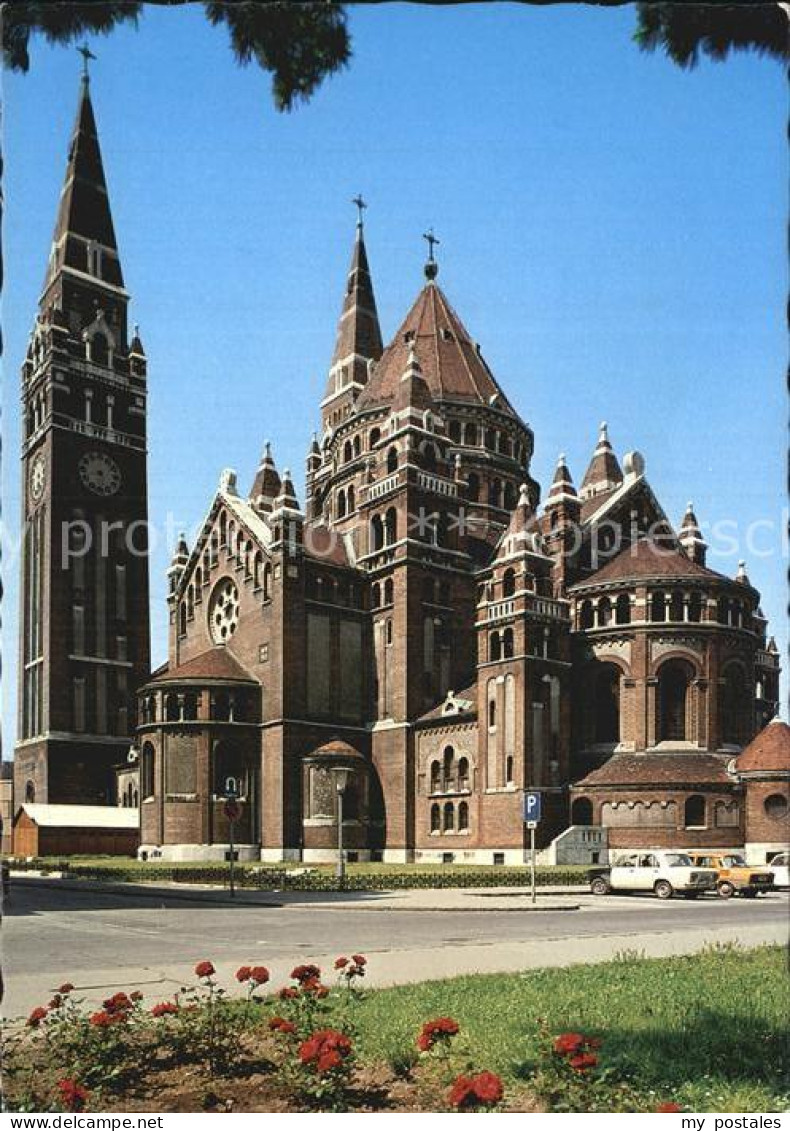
[229,818,236,899]
[530,824,536,905]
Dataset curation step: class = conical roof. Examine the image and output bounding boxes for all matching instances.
[546,453,579,507]
[579,422,623,499]
[357,282,517,416]
[250,441,281,510]
[43,75,124,294]
[329,222,383,370]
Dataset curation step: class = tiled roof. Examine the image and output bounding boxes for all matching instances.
[570,537,727,589]
[574,753,733,788]
[356,283,518,417]
[307,739,366,762]
[148,648,255,684]
[418,684,478,722]
[735,719,790,774]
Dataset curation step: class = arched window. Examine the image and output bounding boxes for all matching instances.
[165,693,180,721]
[688,592,703,622]
[25,780,36,803]
[443,746,455,790]
[458,801,469,831]
[467,472,480,501]
[337,490,347,519]
[485,429,496,451]
[387,447,398,474]
[430,803,441,833]
[384,507,397,546]
[263,562,273,600]
[353,435,361,457]
[594,664,620,744]
[370,514,384,552]
[669,591,684,622]
[464,422,478,446]
[343,440,353,464]
[430,761,441,793]
[422,444,437,471]
[219,511,227,547]
[579,600,594,629]
[449,420,461,442]
[458,757,469,790]
[386,619,393,645]
[91,332,109,366]
[384,578,394,605]
[253,553,262,589]
[658,659,694,742]
[488,699,497,729]
[503,482,517,510]
[347,484,355,512]
[369,427,381,449]
[489,632,502,662]
[503,569,516,598]
[179,604,187,637]
[684,794,706,828]
[721,664,748,745]
[141,742,155,799]
[615,593,631,624]
[598,597,612,627]
[371,582,381,608]
[505,755,514,785]
[489,478,502,507]
[503,627,514,659]
[571,797,593,825]
[651,592,667,622]
[443,802,455,832]
[183,693,198,721]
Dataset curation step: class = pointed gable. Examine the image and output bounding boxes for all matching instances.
[357,281,518,416]
[579,422,623,501]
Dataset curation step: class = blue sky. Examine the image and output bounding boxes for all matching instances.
[3,2,786,751]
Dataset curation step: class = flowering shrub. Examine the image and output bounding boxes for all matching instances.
[448,1071,504,1110]
[293,1028,356,1109]
[531,1024,654,1113]
[151,1002,179,1018]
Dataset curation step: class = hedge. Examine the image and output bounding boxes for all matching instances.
[7,858,590,890]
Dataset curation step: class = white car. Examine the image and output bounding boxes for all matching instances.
[590,850,717,900]
[768,851,790,890]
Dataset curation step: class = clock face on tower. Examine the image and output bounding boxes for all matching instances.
[29,452,46,503]
[78,450,122,496]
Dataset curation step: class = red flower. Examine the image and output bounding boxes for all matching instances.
[56,1078,90,1112]
[194,960,215,979]
[130,991,144,1002]
[417,1016,460,1051]
[151,1001,179,1018]
[268,1016,296,1033]
[102,991,131,1014]
[89,1010,117,1028]
[278,986,298,1000]
[49,996,62,1009]
[235,965,252,983]
[298,1029,353,1073]
[568,1052,598,1073]
[656,1103,683,1113]
[553,1032,586,1056]
[334,956,349,969]
[448,1072,503,1110]
[27,1006,47,1028]
[351,954,367,966]
[250,965,270,985]
[291,963,321,984]
[301,978,329,998]
[57,983,75,995]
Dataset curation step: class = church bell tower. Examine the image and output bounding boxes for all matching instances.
[15,63,150,805]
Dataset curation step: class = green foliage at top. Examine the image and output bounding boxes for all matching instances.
[634,1,788,68]
[2,0,350,111]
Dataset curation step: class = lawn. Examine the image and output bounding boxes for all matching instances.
[349,944,790,1112]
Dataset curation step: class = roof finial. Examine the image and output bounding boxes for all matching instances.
[423,228,440,281]
[78,43,96,82]
[352,194,367,230]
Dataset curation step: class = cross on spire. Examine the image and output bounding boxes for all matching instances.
[78,43,96,81]
[352,194,367,228]
[423,228,440,280]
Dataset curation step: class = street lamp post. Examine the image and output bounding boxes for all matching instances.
[332,765,353,885]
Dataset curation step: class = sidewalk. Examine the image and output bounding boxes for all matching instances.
[8,873,585,911]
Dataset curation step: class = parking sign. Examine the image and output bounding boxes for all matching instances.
[523,792,542,824]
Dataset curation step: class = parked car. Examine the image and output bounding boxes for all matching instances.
[685,852,774,899]
[589,850,717,900]
[767,851,790,890]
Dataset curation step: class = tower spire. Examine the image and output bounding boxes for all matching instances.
[42,68,126,311]
[321,203,383,430]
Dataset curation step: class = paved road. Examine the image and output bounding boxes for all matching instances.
[3,881,787,1018]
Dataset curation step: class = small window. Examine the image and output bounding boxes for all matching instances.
[764,794,788,821]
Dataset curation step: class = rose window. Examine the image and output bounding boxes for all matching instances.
[209,578,240,644]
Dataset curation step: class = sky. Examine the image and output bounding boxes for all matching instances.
[2,2,787,753]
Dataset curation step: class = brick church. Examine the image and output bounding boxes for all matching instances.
[16,74,787,865]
